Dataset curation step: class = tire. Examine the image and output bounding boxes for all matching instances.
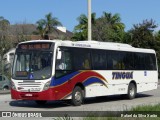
[3,86,9,91]
[127,83,136,99]
[71,86,83,106]
[35,100,47,105]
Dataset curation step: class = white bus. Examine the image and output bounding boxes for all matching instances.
[11,40,158,106]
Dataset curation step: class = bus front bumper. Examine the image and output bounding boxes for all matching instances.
[10,88,56,100]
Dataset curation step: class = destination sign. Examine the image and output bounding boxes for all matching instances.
[16,71,28,77]
[19,43,51,50]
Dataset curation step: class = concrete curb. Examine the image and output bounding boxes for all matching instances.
[0,90,10,94]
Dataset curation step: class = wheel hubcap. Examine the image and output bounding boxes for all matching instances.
[75,91,81,102]
[130,88,135,96]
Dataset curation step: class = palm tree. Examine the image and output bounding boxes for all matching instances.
[75,13,96,31]
[73,13,96,40]
[102,12,125,31]
[36,19,46,39]
[36,13,62,39]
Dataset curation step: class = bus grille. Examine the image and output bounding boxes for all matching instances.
[17,81,42,92]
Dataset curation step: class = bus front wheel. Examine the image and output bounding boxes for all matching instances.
[71,86,83,106]
[127,83,136,99]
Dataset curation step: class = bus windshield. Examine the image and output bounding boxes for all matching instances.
[12,51,53,80]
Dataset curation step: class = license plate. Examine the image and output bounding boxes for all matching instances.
[25,94,33,97]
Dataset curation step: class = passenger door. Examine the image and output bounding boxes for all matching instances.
[55,47,73,99]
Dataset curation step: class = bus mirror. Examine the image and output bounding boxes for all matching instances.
[57,48,62,59]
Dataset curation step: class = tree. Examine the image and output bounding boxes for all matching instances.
[0,16,10,31]
[127,19,157,48]
[36,13,62,39]
[153,30,160,76]
[0,16,11,55]
[155,30,160,41]
[0,16,11,74]
[102,12,125,31]
[72,13,96,40]
[10,22,35,43]
[92,12,125,42]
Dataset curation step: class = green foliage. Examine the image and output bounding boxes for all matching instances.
[0,16,11,55]
[36,12,62,39]
[131,104,160,111]
[93,12,125,42]
[127,19,157,48]
[72,13,96,40]
[73,12,125,42]
[0,16,11,74]
[0,16,10,31]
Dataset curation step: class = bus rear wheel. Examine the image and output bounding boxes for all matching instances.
[71,86,83,106]
[35,100,47,105]
[127,83,136,99]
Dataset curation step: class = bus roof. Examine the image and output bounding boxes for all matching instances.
[18,40,156,54]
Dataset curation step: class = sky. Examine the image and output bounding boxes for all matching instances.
[0,0,160,32]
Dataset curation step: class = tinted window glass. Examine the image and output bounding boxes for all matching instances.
[107,51,121,70]
[92,50,106,70]
[123,52,135,70]
[150,54,157,70]
[92,49,156,71]
[56,47,157,71]
[145,53,157,70]
[73,48,91,70]
[133,53,157,70]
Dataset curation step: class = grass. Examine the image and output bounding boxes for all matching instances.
[131,103,160,111]
[53,104,160,120]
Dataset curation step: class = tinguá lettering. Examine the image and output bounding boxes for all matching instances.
[112,72,133,80]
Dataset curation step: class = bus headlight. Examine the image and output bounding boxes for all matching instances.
[11,81,16,90]
[43,81,51,91]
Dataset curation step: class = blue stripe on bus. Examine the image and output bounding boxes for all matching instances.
[83,77,105,86]
[50,71,80,86]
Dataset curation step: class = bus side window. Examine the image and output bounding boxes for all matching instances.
[83,58,90,69]
[55,47,72,78]
[123,52,134,70]
[73,48,91,70]
[145,53,156,70]
[92,50,106,70]
[150,54,157,70]
[110,51,119,70]
[56,48,72,71]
